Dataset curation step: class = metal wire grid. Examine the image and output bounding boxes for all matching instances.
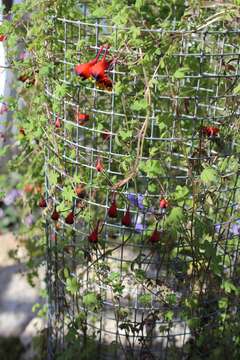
[45,13,240,360]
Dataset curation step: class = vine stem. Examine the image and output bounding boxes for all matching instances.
[112,54,161,190]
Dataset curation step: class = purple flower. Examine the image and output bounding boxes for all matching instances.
[215,219,240,236]
[127,193,146,211]
[24,214,34,226]
[127,193,138,207]
[135,222,147,233]
[4,189,23,206]
[134,214,147,233]
[215,223,221,233]
[0,208,4,219]
[19,51,31,61]
[0,102,8,115]
[230,219,240,236]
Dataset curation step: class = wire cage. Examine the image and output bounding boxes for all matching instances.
[45,4,240,360]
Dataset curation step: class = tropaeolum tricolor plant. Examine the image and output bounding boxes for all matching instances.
[1,0,240,358]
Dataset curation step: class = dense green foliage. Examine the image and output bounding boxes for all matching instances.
[1,0,240,359]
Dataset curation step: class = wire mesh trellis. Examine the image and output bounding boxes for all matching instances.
[45,5,240,360]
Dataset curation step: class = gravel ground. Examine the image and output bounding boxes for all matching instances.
[0,233,45,359]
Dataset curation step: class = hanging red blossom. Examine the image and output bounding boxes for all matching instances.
[159,198,169,209]
[90,46,112,81]
[149,224,161,243]
[75,112,89,125]
[19,127,26,136]
[55,116,61,128]
[75,184,86,198]
[75,45,104,79]
[121,207,131,227]
[96,74,113,91]
[51,207,60,221]
[108,199,118,218]
[39,197,47,208]
[201,126,219,137]
[65,211,74,225]
[96,159,104,172]
[101,129,111,141]
[88,220,101,243]
[0,35,7,42]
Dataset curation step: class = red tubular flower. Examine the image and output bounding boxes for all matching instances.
[75,112,89,125]
[75,184,86,198]
[39,197,47,208]
[96,74,113,91]
[108,199,118,218]
[19,127,26,136]
[121,207,131,227]
[149,224,161,243]
[201,126,219,137]
[159,199,169,209]
[0,35,6,42]
[75,45,104,79]
[90,46,112,81]
[55,116,61,128]
[101,129,111,141]
[96,159,104,172]
[51,207,60,221]
[65,211,74,225]
[88,220,101,243]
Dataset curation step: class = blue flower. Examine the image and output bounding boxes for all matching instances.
[135,222,147,233]
[230,219,240,236]
[4,189,23,206]
[127,192,146,211]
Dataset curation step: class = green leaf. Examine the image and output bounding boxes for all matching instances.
[83,292,98,307]
[139,159,163,177]
[233,83,240,94]
[62,186,76,202]
[131,99,148,111]
[64,268,69,279]
[164,310,174,321]
[54,83,67,98]
[221,280,238,294]
[138,293,151,305]
[200,167,219,185]
[173,67,189,79]
[165,207,184,228]
[135,0,145,11]
[48,171,58,186]
[39,64,52,77]
[66,277,79,295]
[119,129,133,141]
[173,185,189,202]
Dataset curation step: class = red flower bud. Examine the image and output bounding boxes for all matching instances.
[149,224,161,243]
[65,211,74,225]
[121,207,131,227]
[0,35,6,42]
[201,126,219,137]
[159,199,169,209]
[51,207,60,221]
[96,74,113,91]
[96,159,104,172]
[108,200,118,218]
[75,112,89,125]
[90,46,111,81]
[75,184,86,198]
[39,197,47,208]
[101,129,111,141]
[88,220,100,243]
[19,127,26,136]
[55,116,61,128]
[75,46,104,79]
